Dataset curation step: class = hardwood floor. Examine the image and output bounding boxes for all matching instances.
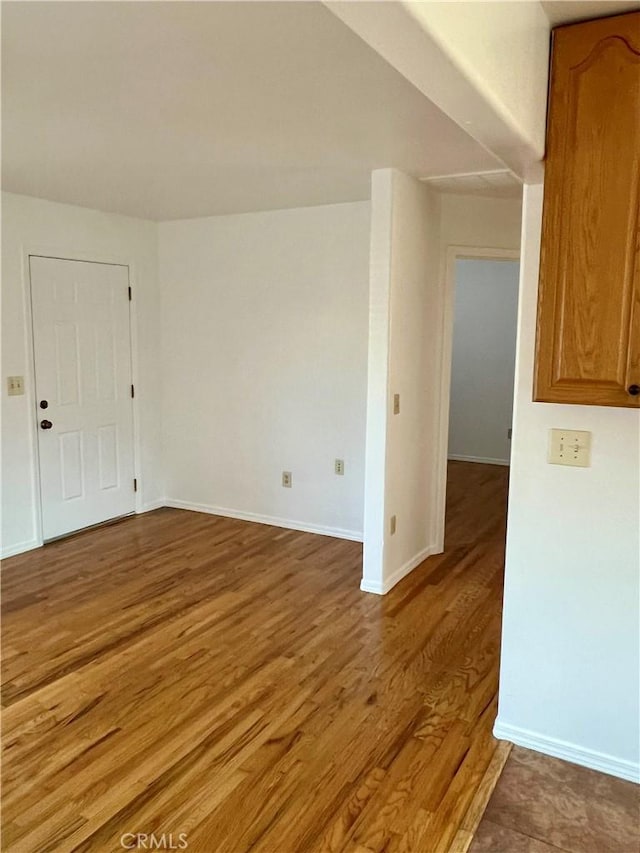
[1,461,509,852]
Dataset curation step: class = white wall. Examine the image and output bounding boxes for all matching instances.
[495,185,640,782]
[448,258,519,465]
[440,193,523,250]
[362,169,441,593]
[1,191,163,557]
[158,201,370,539]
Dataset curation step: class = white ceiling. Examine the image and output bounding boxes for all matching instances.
[541,0,640,26]
[1,1,503,221]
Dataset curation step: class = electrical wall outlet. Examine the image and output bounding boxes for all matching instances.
[393,393,400,415]
[548,429,591,467]
[390,514,397,535]
[282,471,292,488]
[7,376,24,396]
[335,459,344,476]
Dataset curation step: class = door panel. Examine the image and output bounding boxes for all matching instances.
[30,256,135,540]
[55,322,81,404]
[97,424,119,490]
[59,430,83,500]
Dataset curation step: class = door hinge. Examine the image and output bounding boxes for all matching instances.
[133,478,138,492]
[131,384,135,398]
[128,286,132,301]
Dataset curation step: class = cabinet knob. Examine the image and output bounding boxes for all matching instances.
[628,384,640,396]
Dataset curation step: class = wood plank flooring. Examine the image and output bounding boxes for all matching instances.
[1,461,509,852]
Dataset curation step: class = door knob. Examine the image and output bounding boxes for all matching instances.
[40,419,53,430]
[628,384,640,396]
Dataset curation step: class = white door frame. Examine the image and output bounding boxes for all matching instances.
[21,245,143,549]
[431,245,521,551]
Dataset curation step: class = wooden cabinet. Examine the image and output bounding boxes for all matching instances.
[534,12,640,408]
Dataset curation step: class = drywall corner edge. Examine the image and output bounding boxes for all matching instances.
[361,169,396,590]
[361,544,436,595]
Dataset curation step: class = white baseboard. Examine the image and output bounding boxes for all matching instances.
[137,499,167,514]
[360,544,436,595]
[493,720,640,784]
[448,454,510,466]
[0,501,361,558]
[164,499,363,542]
[1,538,42,560]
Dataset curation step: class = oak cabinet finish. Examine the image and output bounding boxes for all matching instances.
[535,12,640,408]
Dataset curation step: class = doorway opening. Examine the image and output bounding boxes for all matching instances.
[440,250,520,550]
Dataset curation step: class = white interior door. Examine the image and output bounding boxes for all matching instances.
[30,256,136,540]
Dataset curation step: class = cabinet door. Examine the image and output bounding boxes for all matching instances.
[534,12,640,408]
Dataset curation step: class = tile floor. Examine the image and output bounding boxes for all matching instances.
[470,746,640,853]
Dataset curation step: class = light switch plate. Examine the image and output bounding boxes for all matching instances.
[548,429,591,467]
[393,393,400,415]
[7,376,24,396]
